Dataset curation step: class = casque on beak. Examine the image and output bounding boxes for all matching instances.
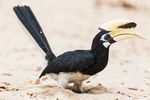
[100,19,144,42]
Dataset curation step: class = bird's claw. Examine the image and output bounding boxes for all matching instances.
[81,83,108,94]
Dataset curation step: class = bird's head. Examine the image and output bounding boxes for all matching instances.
[92,19,143,49]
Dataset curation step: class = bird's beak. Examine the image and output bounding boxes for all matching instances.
[110,28,144,42]
[100,19,144,42]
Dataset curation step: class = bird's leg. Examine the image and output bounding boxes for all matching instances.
[72,82,83,93]
[57,75,69,88]
[65,82,83,93]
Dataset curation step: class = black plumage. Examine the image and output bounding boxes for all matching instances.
[13,5,113,79]
[13,5,55,62]
[13,4,143,93]
[40,50,94,76]
[40,31,112,77]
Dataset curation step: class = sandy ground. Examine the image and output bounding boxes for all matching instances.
[0,0,150,99]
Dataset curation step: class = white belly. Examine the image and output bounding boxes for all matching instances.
[47,72,90,87]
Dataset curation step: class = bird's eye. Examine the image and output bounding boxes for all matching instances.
[100,34,111,41]
[104,34,111,40]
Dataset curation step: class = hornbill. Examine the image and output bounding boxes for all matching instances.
[13,4,143,92]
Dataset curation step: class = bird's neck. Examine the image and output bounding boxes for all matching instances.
[91,32,110,69]
[82,44,109,75]
[81,31,110,75]
[92,45,109,69]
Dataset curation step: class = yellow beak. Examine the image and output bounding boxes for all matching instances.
[100,19,144,42]
[110,28,144,42]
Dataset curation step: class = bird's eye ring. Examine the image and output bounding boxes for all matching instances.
[104,34,111,40]
[100,34,111,41]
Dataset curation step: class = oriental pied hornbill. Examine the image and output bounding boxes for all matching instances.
[13,4,143,93]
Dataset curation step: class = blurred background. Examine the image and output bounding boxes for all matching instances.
[0,0,149,99]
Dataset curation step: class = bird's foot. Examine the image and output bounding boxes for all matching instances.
[81,83,107,94]
[66,82,83,93]
[66,82,107,94]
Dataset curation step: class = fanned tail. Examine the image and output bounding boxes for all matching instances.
[13,4,56,62]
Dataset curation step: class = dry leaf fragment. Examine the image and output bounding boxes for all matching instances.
[35,79,41,84]
[3,82,11,85]
[0,86,7,90]
[128,87,138,91]
[26,80,33,84]
[1,73,12,76]
[27,92,34,97]
[120,0,137,10]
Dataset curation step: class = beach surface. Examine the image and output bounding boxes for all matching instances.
[0,0,149,99]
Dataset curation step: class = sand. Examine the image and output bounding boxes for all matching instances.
[0,0,149,99]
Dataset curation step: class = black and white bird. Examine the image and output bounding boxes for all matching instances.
[13,4,143,93]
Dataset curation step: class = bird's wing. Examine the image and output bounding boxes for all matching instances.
[39,50,94,78]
